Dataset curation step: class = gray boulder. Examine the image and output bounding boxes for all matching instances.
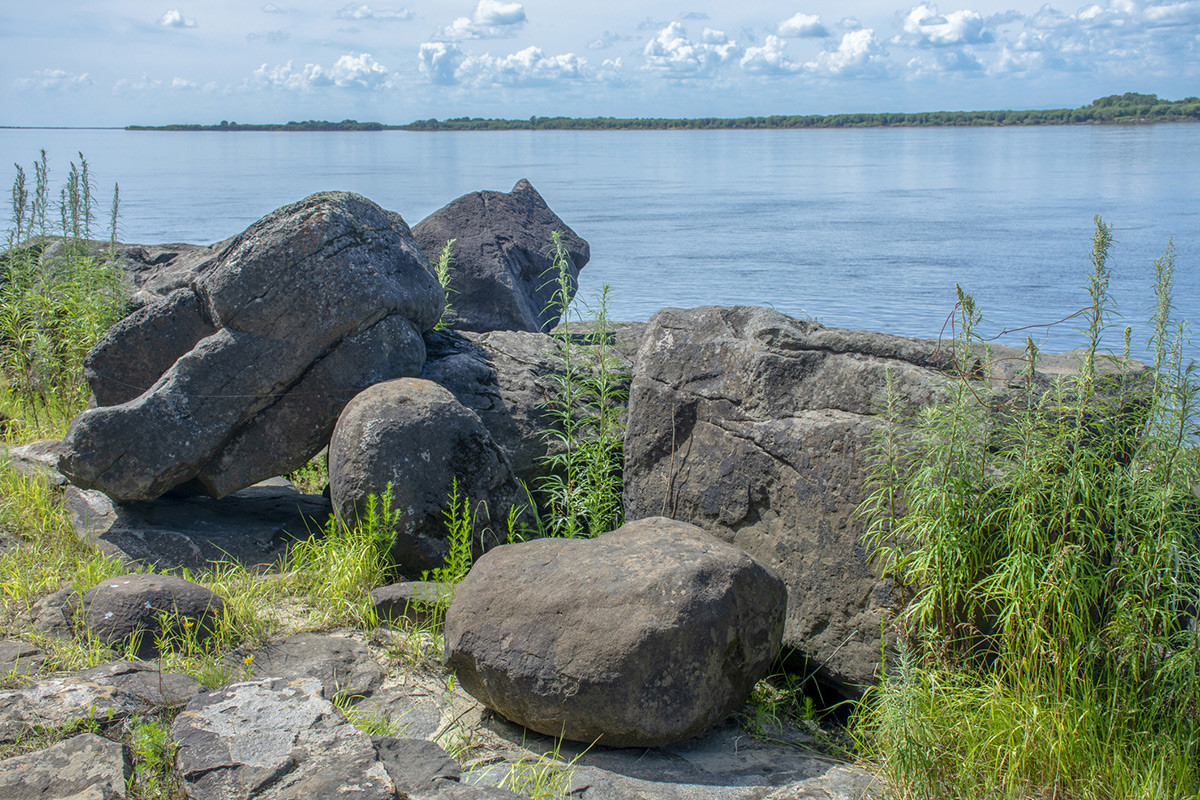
[412,179,589,332]
[59,192,443,502]
[0,733,131,800]
[171,677,397,800]
[81,573,226,659]
[329,378,522,574]
[621,305,1140,696]
[443,517,786,747]
[240,634,385,702]
[370,581,454,626]
[0,639,45,678]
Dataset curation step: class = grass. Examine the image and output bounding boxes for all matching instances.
[854,217,1200,800]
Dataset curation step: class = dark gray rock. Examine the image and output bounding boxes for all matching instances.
[81,573,225,659]
[0,733,132,800]
[30,587,80,639]
[329,378,522,574]
[74,660,202,707]
[59,192,442,502]
[370,581,454,626]
[0,639,45,679]
[413,179,589,333]
[64,478,329,572]
[172,677,398,800]
[443,517,786,747]
[621,305,1139,697]
[242,634,385,702]
[372,736,460,793]
[421,323,644,491]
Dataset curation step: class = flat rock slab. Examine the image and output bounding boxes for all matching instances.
[3,439,67,486]
[242,634,386,702]
[473,720,878,800]
[65,478,330,571]
[0,639,46,679]
[0,661,197,743]
[172,677,398,800]
[0,732,131,800]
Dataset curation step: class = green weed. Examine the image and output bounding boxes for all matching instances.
[126,714,184,800]
[433,238,456,331]
[285,451,328,495]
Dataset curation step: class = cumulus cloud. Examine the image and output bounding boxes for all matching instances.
[778,12,829,38]
[643,22,743,78]
[803,29,891,77]
[741,35,803,74]
[587,30,629,50]
[1144,1,1200,26]
[254,53,390,90]
[419,41,606,87]
[14,69,93,90]
[113,74,200,92]
[335,4,413,22]
[157,9,197,28]
[895,4,993,46]
[437,0,526,40]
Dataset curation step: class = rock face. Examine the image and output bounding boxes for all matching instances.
[412,179,589,333]
[443,517,786,747]
[329,378,522,573]
[59,192,442,502]
[622,306,956,695]
[241,634,386,701]
[81,574,226,658]
[0,733,131,800]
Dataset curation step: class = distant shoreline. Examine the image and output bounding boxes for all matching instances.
[121,93,1199,132]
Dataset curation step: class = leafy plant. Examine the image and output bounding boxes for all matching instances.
[433,238,456,330]
[537,233,627,538]
[855,217,1200,799]
[127,715,184,800]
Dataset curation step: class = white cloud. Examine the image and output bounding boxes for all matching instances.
[334,4,413,22]
[588,31,629,50]
[908,48,986,75]
[642,22,743,78]
[419,41,606,87]
[261,2,285,12]
[437,0,526,40]
[113,74,200,92]
[14,69,93,90]
[419,42,465,84]
[778,12,829,38]
[1144,1,1200,26]
[895,4,993,47]
[741,35,803,74]
[247,30,289,43]
[157,9,197,28]
[804,29,891,77]
[254,53,390,90]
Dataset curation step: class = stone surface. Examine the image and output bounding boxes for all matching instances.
[0,639,46,679]
[73,660,202,707]
[60,192,442,502]
[621,304,1139,697]
[329,377,522,574]
[412,179,589,333]
[29,587,79,639]
[171,677,398,800]
[421,323,644,490]
[242,634,386,702]
[443,517,786,747]
[64,478,329,572]
[0,733,132,800]
[371,736,461,795]
[3,439,67,485]
[370,581,454,626]
[81,573,226,659]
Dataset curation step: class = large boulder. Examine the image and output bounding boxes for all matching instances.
[621,305,1140,697]
[59,192,443,502]
[329,378,522,574]
[412,179,589,333]
[442,517,786,747]
[81,573,226,659]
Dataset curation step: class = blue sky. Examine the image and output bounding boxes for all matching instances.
[4,1,1199,125]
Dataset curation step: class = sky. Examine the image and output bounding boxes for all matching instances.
[3,1,1199,126]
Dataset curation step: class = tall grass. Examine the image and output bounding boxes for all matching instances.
[2,151,126,439]
[856,217,1200,799]
[537,232,627,538]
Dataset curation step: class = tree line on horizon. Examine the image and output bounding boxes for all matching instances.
[127,93,1200,132]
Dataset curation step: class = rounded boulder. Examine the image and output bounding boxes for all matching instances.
[442,517,787,747]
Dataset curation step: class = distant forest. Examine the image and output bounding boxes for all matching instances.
[128,93,1200,132]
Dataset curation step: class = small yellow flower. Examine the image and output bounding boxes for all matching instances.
[243,655,254,664]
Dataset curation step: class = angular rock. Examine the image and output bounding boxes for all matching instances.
[621,305,1139,697]
[0,733,132,800]
[30,587,80,639]
[64,478,329,572]
[81,574,225,659]
[242,634,385,702]
[443,517,786,747]
[370,581,454,627]
[413,179,589,332]
[329,378,522,573]
[74,661,202,707]
[3,439,67,485]
[0,639,45,679]
[421,323,644,490]
[371,736,460,793]
[171,677,398,800]
[60,192,443,502]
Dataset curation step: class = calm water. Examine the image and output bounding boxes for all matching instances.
[2,125,1197,359]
